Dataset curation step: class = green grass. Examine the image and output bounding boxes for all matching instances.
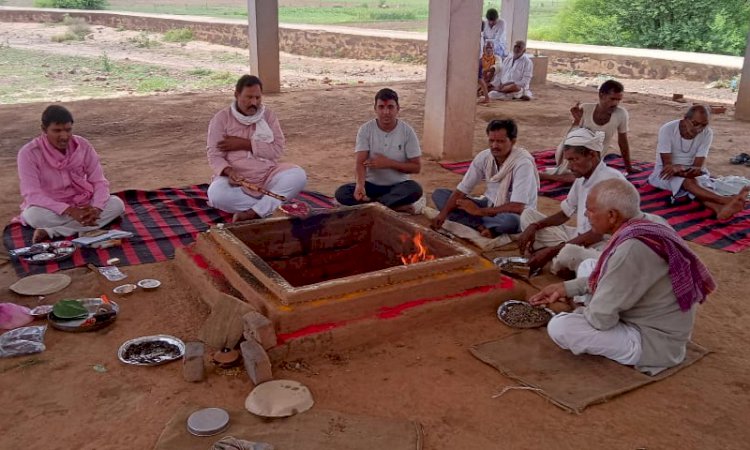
[0,46,238,104]
[162,27,195,43]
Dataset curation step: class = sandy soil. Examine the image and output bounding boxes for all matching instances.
[0,80,749,449]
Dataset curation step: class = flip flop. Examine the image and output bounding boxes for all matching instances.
[730,153,750,164]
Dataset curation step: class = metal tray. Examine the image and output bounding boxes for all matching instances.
[17,241,77,265]
[497,300,555,329]
[48,298,119,332]
[118,334,185,366]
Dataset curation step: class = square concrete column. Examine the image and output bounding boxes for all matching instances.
[735,30,750,121]
[423,0,483,161]
[501,0,530,46]
[247,0,280,93]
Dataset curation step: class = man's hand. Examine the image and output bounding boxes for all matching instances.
[353,184,369,202]
[570,101,583,125]
[660,164,679,180]
[625,165,641,174]
[223,167,244,186]
[517,224,538,255]
[431,213,447,230]
[528,245,561,274]
[528,282,568,306]
[364,154,393,170]
[65,206,100,226]
[682,166,703,178]
[217,136,252,152]
[456,198,483,216]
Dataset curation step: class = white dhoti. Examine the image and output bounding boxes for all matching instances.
[647,172,713,198]
[489,88,533,101]
[547,311,642,366]
[21,195,125,239]
[207,166,307,218]
[520,208,607,273]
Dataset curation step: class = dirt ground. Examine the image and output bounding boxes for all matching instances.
[1,77,750,449]
[0,9,747,450]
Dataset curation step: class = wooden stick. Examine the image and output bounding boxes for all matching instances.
[237,179,287,202]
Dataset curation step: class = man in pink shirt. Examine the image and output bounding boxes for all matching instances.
[17,105,125,243]
[206,75,307,221]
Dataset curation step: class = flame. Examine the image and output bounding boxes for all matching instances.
[400,233,436,265]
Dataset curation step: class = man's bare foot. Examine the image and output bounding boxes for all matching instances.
[232,210,259,222]
[479,227,495,238]
[717,187,750,220]
[32,229,50,244]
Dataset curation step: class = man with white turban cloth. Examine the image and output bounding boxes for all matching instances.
[517,128,628,274]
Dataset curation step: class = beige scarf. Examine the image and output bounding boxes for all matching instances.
[487,147,539,207]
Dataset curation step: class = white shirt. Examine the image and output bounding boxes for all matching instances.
[560,161,626,235]
[456,148,538,208]
[500,53,533,89]
[653,119,713,172]
[579,104,629,152]
[355,119,421,186]
[482,18,507,56]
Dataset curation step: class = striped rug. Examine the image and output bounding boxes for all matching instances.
[439,150,750,252]
[3,185,336,276]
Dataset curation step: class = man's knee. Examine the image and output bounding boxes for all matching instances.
[335,183,357,205]
[283,166,308,190]
[546,314,571,349]
[520,208,543,230]
[431,188,452,209]
[105,196,125,216]
[21,206,60,228]
[399,180,423,202]
[207,178,233,210]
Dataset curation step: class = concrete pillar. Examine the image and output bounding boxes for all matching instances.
[501,0,530,46]
[423,0,483,161]
[247,0,280,93]
[735,30,750,121]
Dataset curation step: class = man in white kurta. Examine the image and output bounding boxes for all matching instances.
[517,129,626,273]
[489,40,533,101]
[530,178,715,375]
[648,104,748,220]
[482,8,507,58]
[543,80,636,182]
[431,119,539,237]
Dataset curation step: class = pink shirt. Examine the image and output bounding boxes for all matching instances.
[18,135,111,215]
[206,107,290,186]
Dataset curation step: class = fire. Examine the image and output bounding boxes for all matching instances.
[400,233,436,265]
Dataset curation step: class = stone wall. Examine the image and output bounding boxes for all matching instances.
[0,7,740,82]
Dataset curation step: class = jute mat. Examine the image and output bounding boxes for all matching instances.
[154,406,423,450]
[470,329,709,414]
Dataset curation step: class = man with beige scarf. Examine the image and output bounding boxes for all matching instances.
[431,119,539,237]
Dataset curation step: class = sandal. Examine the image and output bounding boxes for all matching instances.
[730,152,750,164]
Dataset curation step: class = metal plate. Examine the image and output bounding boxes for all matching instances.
[118,334,185,366]
[48,298,119,332]
[186,408,230,437]
[497,300,554,329]
[20,240,77,265]
[136,279,161,290]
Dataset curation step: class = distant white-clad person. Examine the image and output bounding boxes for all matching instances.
[648,104,749,220]
[489,40,533,101]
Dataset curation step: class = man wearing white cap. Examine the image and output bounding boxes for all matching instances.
[517,128,626,273]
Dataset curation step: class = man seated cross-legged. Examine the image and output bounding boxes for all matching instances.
[529,178,715,375]
[431,119,539,238]
[335,88,424,213]
[206,75,307,222]
[648,104,749,220]
[17,105,125,243]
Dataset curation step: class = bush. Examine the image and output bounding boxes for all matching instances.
[34,0,107,9]
[50,14,90,41]
[163,28,194,43]
[551,0,750,56]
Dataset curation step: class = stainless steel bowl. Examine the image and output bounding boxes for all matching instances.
[118,334,186,366]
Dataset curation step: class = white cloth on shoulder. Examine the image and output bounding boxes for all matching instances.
[487,147,540,207]
[230,103,275,144]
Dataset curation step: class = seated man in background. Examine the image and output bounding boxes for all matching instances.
[17,105,125,243]
[206,75,307,222]
[489,40,533,101]
[431,119,538,237]
[530,178,715,375]
[648,104,748,220]
[335,88,423,213]
[542,80,635,183]
[517,128,626,274]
